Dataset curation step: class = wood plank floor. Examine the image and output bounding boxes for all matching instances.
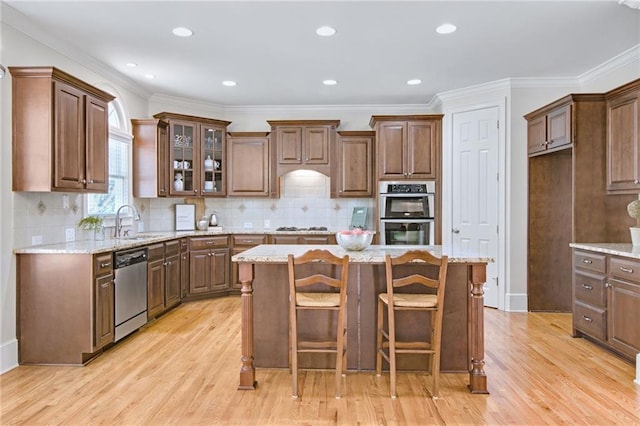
[1,296,638,425]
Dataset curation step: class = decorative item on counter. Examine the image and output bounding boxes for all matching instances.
[175,204,196,231]
[204,155,214,171]
[78,215,104,241]
[627,199,640,246]
[336,228,374,251]
[174,173,184,191]
[197,216,209,231]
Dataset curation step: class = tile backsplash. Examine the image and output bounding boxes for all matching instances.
[13,170,375,247]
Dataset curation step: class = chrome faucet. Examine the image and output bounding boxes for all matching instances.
[114,204,141,238]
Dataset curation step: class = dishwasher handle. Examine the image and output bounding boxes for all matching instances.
[114,249,148,269]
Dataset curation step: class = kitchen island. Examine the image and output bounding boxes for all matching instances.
[232,244,492,394]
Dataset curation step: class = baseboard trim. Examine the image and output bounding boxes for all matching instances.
[0,339,18,374]
[505,293,528,312]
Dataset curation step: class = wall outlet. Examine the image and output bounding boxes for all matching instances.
[243,222,253,229]
[65,228,75,242]
[264,219,271,229]
[138,222,145,232]
[31,235,43,246]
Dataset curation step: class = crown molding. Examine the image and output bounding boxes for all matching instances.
[578,43,640,86]
[619,0,640,9]
[1,3,151,101]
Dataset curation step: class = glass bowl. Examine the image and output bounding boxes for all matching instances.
[336,230,374,251]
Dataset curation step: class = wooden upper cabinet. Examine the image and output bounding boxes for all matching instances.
[269,120,340,177]
[332,131,374,198]
[10,66,114,193]
[227,132,271,197]
[605,78,640,193]
[153,112,231,198]
[524,100,572,156]
[132,119,169,197]
[369,115,442,180]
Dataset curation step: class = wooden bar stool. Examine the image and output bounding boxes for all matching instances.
[376,250,448,399]
[288,249,350,399]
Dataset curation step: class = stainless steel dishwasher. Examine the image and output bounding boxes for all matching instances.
[113,248,148,341]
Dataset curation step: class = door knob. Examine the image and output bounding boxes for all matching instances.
[452,228,460,234]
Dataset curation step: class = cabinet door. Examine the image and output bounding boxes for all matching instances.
[377,121,406,179]
[169,120,198,196]
[277,127,303,164]
[607,93,640,192]
[608,278,640,358]
[201,126,226,196]
[189,250,211,295]
[94,273,114,349]
[228,137,270,196]
[158,122,169,196]
[85,95,109,193]
[305,127,329,164]
[527,115,547,155]
[53,81,85,190]
[407,120,437,179]
[337,135,373,197]
[210,249,230,291]
[165,253,181,309]
[547,105,571,150]
[147,257,166,318]
[180,246,189,299]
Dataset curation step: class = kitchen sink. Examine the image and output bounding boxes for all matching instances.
[117,233,166,241]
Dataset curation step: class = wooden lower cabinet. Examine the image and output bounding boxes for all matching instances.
[16,252,115,365]
[231,234,269,291]
[180,238,189,299]
[572,249,640,361]
[188,236,230,297]
[147,240,181,320]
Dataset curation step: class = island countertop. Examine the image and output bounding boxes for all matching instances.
[232,244,494,264]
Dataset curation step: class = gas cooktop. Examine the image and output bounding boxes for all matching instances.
[275,226,329,232]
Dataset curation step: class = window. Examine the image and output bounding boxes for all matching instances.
[87,99,131,216]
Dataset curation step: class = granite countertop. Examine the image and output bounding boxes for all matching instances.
[14,228,338,254]
[232,244,493,264]
[569,243,640,259]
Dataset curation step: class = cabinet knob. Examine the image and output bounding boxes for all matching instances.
[79,179,87,184]
[635,180,639,184]
[605,282,611,288]
[88,179,94,184]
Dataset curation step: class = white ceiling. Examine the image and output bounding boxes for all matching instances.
[3,1,640,106]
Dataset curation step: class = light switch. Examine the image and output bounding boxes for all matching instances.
[62,194,69,209]
[65,228,75,242]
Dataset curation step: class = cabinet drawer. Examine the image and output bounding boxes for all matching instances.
[573,250,606,273]
[94,253,113,276]
[573,301,606,341]
[574,270,606,307]
[232,235,268,247]
[609,257,640,282]
[165,240,180,257]
[147,243,165,261]
[189,236,229,250]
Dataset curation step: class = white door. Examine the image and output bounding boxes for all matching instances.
[451,107,500,308]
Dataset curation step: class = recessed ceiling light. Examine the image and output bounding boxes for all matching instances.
[316,26,337,37]
[144,73,156,79]
[172,27,193,37]
[407,79,422,85]
[222,80,237,87]
[322,79,338,86]
[126,63,137,68]
[436,23,457,34]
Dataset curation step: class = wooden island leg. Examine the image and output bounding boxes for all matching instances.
[468,263,489,394]
[238,263,257,390]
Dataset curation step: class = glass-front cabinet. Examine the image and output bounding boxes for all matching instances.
[154,112,231,197]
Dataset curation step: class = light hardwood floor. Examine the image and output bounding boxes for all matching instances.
[1,297,638,425]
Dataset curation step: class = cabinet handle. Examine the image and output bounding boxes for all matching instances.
[79,179,87,184]
[619,266,633,273]
[581,284,593,290]
[635,180,639,184]
[163,261,168,266]
[194,189,198,193]
[605,282,611,288]
[581,259,593,264]
[206,241,213,245]
[582,315,593,323]
[100,262,111,268]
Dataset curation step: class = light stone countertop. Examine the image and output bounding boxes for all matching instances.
[232,244,493,264]
[569,243,640,259]
[13,228,338,255]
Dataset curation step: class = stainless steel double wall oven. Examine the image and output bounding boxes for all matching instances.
[378,181,435,245]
